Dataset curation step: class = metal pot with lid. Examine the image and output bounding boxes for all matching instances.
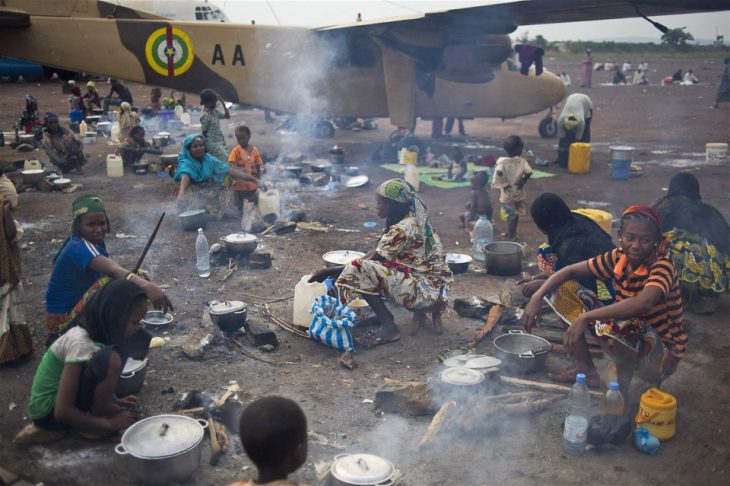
[330,453,396,486]
[116,357,148,397]
[220,232,258,255]
[493,330,551,374]
[440,367,485,386]
[209,300,248,332]
[115,414,208,485]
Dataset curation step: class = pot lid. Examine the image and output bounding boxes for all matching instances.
[331,453,395,485]
[21,169,44,174]
[440,367,485,386]
[120,414,205,458]
[223,232,257,243]
[122,357,147,374]
[53,178,71,184]
[210,300,246,314]
[179,209,206,217]
[443,354,501,369]
[323,250,365,265]
[345,175,369,188]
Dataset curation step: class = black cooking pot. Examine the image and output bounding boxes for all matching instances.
[209,301,248,332]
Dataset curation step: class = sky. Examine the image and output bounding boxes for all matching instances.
[211,0,730,42]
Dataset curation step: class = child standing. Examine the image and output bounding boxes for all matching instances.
[228,125,264,215]
[460,171,492,228]
[491,135,532,240]
[200,88,230,163]
[229,396,308,486]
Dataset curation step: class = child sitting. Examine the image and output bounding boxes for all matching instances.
[447,148,468,181]
[491,135,532,240]
[460,171,493,229]
[228,125,264,215]
[229,396,308,486]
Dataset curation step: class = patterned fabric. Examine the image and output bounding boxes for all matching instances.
[492,156,532,203]
[178,180,232,219]
[376,178,436,254]
[665,228,730,294]
[42,127,87,173]
[175,134,230,184]
[72,194,105,219]
[45,275,111,333]
[15,96,41,136]
[0,282,32,364]
[336,216,452,311]
[118,102,140,141]
[228,144,262,192]
[587,249,687,358]
[200,108,228,162]
[500,201,526,221]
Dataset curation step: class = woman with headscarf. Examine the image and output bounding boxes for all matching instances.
[82,81,101,112]
[117,126,161,167]
[310,179,453,346]
[652,172,730,313]
[45,194,171,343]
[523,206,687,400]
[0,195,32,365]
[14,95,42,143]
[174,134,257,218]
[41,112,87,174]
[117,101,140,141]
[27,280,148,437]
[522,193,615,299]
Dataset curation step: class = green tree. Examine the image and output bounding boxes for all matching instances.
[534,34,549,49]
[661,27,694,46]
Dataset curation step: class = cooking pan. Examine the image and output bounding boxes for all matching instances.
[484,242,524,276]
[493,330,551,374]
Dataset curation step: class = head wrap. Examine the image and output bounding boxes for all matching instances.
[44,112,57,122]
[562,116,580,130]
[376,178,436,253]
[74,279,146,346]
[25,95,37,109]
[120,101,131,113]
[174,134,230,184]
[530,193,573,238]
[86,81,96,88]
[68,80,76,86]
[71,85,82,96]
[667,172,700,201]
[621,205,668,260]
[72,193,106,219]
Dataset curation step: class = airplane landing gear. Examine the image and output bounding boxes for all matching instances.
[314,120,335,139]
[538,116,558,138]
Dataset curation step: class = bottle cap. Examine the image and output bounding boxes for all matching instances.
[197,227,203,232]
[610,381,619,390]
[576,373,586,383]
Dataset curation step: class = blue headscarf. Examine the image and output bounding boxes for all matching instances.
[174,134,230,184]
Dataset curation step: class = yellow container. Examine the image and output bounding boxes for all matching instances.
[572,208,612,235]
[401,150,418,166]
[635,388,677,441]
[568,142,591,174]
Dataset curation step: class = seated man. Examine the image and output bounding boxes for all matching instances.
[103,79,133,113]
[117,126,161,167]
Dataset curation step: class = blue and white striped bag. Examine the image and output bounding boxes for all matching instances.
[308,295,356,351]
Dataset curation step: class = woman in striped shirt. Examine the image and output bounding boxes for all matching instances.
[523,205,687,402]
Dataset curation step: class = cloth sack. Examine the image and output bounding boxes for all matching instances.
[308,295,356,351]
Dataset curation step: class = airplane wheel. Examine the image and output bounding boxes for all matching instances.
[314,120,335,139]
[539,117,558,138]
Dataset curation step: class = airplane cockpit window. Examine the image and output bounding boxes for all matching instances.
[208,9,226,21]
[321,31,377,68]
[194,6,225,22]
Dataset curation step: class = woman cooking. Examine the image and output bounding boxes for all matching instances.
[117,126,161,168]
[41,112,87,174]
[174,134,257,218]
[310,179,452,346]
[45,194,172,344]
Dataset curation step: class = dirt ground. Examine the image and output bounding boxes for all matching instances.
[0,52,729,486]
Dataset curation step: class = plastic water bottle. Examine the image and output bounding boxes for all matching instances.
[195,228,211,278]
[600,381,624,416]
[472,215,493,262]
[563,373,591,455]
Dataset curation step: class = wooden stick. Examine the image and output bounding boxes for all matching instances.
[132,212,165,273]
[214,384,240,408]
[208,414,223,465]
[469,304,505,346]
[500,375,603,398]
[177,407,205,414]
[418,400,456,449]
[262,304,309,338]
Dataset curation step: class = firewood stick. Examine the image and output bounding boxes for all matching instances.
[500,375,603,398]
[177,407,206,414]
[470,304,505,345]
[486,391,544,401]
[208,415,225,465]
[215,384,241,408]
[418,400,456,449]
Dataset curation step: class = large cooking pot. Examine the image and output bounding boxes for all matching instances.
[21,169,45,185]
[493,330,551,374]
[116,357,148,397]
[179,209,207,231]
[209,300,248,332]
[484,241,524,276]
[115,414,208,485]
[330,453,396,486]
[220,233,258,255]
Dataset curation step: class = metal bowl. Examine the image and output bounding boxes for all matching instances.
[52,177,72,190]
[445,253,472,274]
[179,209,207,231]
[344,166,360,176]
[344,175,369,188]
[142,310,174,327]
[220,233,258,255]
[132,163,148,175]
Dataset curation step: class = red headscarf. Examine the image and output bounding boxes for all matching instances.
[621,205,669,261]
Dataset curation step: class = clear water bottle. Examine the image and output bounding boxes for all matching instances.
[563,373,591,455]
[195,228,211,278]
[600,381,625,416]
[472,215,493,262]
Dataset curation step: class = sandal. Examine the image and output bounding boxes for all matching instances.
[548,367,601,389]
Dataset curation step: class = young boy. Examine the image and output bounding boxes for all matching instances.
[491,135,532,240]
[460,170,492,228]
[229,396,308,486]
[228,125,264,214]
[447,147,468,181]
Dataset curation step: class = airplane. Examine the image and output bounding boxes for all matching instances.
[114,0,229,22]
[0,1,727,139]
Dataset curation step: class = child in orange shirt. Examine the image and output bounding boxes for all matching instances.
[228,125,264,214]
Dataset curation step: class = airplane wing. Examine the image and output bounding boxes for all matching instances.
[318,0,730,33]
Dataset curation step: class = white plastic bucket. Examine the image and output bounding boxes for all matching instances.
[706,143,728,165]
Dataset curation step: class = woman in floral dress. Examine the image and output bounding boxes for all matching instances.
[311,179,452,346]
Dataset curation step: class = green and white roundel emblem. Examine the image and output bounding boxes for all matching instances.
[145,27,194,77]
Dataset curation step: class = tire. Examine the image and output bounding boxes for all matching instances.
[538,117,558,138]
[314,120,335,139]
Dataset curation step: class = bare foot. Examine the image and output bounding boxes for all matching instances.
[432,311,444,334]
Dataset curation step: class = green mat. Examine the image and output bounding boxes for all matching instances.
[380,163,554,189]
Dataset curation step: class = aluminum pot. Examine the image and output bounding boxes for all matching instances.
[21,169,45,185]
[493,330,551,374]
[484,241,523,276]
[179,209,207,231]
[209,300,248,332]
[116,358,148,397]
[330,453,396,486]
[220,232,258,255]
[115,414,208,485]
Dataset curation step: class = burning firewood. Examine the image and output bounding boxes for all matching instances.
[455,395,563,432]
[418,400,456,449]
[469,304,506,346]
[375,378,434,416]
[500,375,603,398]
